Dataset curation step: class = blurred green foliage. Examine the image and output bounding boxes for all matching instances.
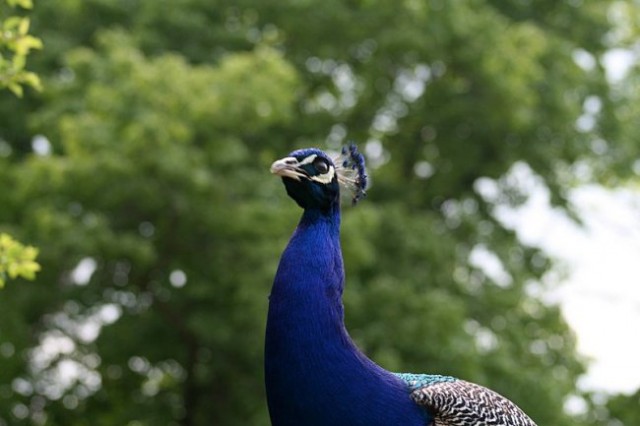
[607,389,640,425]
[0,0,638,425]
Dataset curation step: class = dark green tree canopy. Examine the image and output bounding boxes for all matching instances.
[0,1,637,425]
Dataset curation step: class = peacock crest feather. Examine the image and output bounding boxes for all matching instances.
[333,143,368,205]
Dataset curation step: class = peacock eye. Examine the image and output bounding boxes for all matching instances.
[313,158,330,174]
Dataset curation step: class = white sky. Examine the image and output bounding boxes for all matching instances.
[496,178,640,395]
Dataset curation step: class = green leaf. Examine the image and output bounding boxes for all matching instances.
[0,233,40,286]
[7,82,23,97]
[21,70,41,90]
[18,18,30,36]
[2,17,23,31]
[24,35,43,50]
[12,52,26,69]
[7,0,33,9]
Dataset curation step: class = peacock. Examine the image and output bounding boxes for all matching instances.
[265,144,538,426]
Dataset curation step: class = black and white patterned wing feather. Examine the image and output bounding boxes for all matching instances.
[411,380,537,426]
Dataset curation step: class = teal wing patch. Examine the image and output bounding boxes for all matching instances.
[393,373,457,391]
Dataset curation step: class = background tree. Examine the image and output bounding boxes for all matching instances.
[0,1,638,425]
[606,389,640,425]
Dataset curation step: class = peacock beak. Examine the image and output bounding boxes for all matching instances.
[270,157,308,181]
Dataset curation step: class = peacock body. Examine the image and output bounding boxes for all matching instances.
[265,146,537,426]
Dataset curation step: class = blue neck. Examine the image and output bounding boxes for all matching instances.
[265,205,427,426]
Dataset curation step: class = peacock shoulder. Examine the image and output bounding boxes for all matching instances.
[394,373,538,426]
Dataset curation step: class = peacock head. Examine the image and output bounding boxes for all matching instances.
[270,144,367,211]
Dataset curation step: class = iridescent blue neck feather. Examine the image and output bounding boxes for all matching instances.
[265,204,429,426]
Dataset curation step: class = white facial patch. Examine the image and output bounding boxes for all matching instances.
[310,165,335,184]
[298,153,335,184]
[297,154,317,166]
